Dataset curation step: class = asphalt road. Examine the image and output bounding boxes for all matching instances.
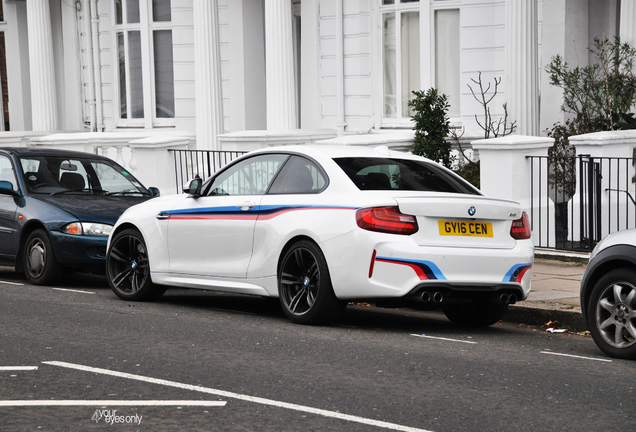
[0,269,633,432]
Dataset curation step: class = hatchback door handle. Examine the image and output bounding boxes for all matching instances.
[237,202,255,211]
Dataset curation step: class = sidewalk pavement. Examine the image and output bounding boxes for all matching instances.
[506,251,588,329]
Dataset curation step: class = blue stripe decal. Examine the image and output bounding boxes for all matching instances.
[162,204,358,217]
[503,263,533,282]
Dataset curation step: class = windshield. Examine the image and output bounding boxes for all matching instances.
[334,157,481,195]
[19,155,150,196]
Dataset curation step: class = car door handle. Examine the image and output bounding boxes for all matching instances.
[156,212,169,220]
[236,202,255,211]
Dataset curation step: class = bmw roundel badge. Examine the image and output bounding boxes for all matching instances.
[468,206,476,216]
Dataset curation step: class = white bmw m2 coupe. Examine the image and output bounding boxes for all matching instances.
[106,145,534,326]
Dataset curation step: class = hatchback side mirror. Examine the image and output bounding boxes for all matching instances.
[0,181,20,197]
[184,176,202,197]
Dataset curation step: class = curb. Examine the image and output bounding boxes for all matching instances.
[506,304,586,330]
[534,249,589,265]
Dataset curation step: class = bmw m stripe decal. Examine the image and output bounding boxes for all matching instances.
[163,205,357,220]
[375,256,447,281]
[503,263,532,283]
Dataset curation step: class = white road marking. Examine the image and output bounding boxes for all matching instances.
[540,351,613,362]
[0,400,226,407]
[411,334,477,344]
[0,366,38,371]
[52,288,95,294]
[44,361,434,432]
[0,280,24,286]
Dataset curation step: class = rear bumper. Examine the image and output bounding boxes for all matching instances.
[326,231,534,301]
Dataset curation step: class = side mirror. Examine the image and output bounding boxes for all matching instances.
[148,187,160,197]
[0,181,20,197]
[183,176,202,197]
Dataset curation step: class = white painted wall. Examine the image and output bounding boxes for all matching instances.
[4,1,31,131]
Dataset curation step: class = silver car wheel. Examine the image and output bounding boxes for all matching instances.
[26,238,46,279]
[595,281,636,349]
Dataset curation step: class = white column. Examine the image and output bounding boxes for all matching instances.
[505,0,539,136]
[265,0,297,130]
[26,0,58,131]
[620,1,636,47]
[194,0,224,150]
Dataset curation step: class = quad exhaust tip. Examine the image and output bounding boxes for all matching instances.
[420,291,443,303]
[499,294,518,305]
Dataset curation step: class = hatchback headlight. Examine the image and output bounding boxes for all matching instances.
[62,222,113,237]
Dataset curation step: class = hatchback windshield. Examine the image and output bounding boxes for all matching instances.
[334,157,480,195]
[19,156,151,196]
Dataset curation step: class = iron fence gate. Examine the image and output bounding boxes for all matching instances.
[168,149,247,192]
[528,155,636,251]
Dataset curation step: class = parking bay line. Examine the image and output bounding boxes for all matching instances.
[0,399,227,407]
[0,400,226,407]
[411,334,478,344]
[0,366,38,371]
[540,351,613,362]
[0,280,24,286]
[44,361,434,432]
[52,288,95,294]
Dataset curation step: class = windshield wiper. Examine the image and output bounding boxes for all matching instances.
[50,189,91,196]
[102,190,149,196]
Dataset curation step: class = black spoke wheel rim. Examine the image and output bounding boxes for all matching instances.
[108,234,149,294]
[595,281,636,349]
[280,247,320,317]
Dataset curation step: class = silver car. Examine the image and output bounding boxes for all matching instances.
[581,228,636,359]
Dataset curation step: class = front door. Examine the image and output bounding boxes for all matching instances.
[167,153,289,278]
[0,155,20,259]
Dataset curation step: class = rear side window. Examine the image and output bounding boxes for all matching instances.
[334,157,480,195]
[268,156,327,194]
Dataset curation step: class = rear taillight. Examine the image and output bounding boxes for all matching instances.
[510,212,531,240]
[356,206,418,235]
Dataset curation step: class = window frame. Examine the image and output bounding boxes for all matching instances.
[376,0,462,128]
[111,0,175,129]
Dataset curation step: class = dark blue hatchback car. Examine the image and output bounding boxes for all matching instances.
[0,147,158,285]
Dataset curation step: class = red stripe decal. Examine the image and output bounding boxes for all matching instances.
[376,258,428,280]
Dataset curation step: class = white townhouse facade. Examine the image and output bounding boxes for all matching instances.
[0,0,633,192]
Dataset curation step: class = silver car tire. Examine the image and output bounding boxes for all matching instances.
[587,268,636,360]
[23,229,62,286]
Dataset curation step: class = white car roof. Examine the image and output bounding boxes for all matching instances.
[250,144,426,162]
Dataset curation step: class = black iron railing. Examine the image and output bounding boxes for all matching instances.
[528,155,636,251]
[168,149,247,192]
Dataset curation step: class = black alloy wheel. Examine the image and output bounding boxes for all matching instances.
[278,240,344,324]
[106,228,166,301]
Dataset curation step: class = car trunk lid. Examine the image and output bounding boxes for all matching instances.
[395,194,523,249]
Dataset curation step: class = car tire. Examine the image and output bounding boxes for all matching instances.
[442,302,509,327]
[106,228,166,301]
[278,240,345,325]
[587,268,636,360]
[23,229,62,285]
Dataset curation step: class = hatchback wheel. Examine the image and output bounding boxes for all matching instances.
[278,240,344,324]
[443,302,508,327]
[587,268,636,360]
[23,229,62,285]
[107,228,166,301]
